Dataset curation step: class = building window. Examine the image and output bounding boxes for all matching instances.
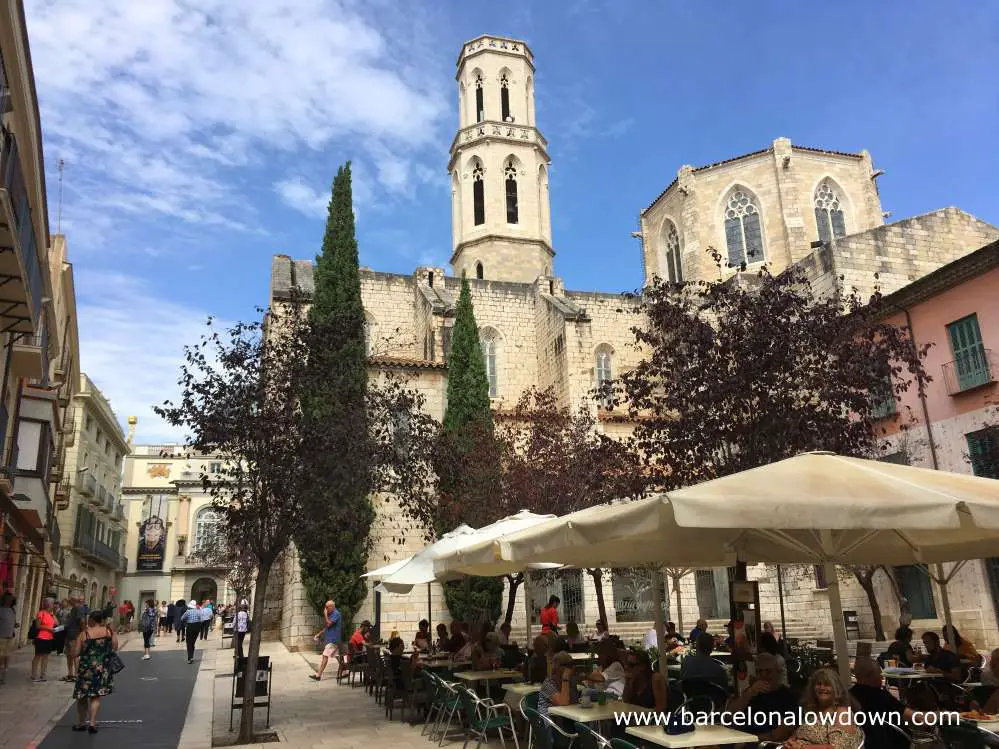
[481,329,498,398]
[472,162,485,226]
[194,507,221,555]
[475,261,484,280]
[595,345,613,408]
[85,415,92,432]
[441,326,453,360]
[813,565,828,589]
[475,73,484,122]
[505,160,519,224]
[663,219,683,283]
[968,428,998,479]
[947,314,991,392]
[814,179,847,242]
[500,73,511,121]
[870,377,897,420]
[209,462,221,474]
[723,187,765,268]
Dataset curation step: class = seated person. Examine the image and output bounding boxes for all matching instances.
[471,631,502,670]
[412,619,431,652]
[880,626,918,667]
[434,622,450,652]
[643,625,659,650]
[726,653,796,741]
[447,620,466,655]
[349,620,371,651]
[715,620,735,650]
[387,636,406,689]
[788,668,862,749]
[592,618,610,641]
[689,618,707,643]
[851,657,929,749]
[680,632,729,692]
[758,631,790,686]
[524,634,550,683]
[665,621,681,642]
[976,648,999,714]
[538,652,576,717]
[922,630,961,682]
[497,621,513,646]
[622,649,668,711]
[583,641,626,697]
[943,624,981,663]
[564,621,584,647]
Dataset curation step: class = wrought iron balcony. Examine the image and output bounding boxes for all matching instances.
[942,347,996,395]
[76,471,96,498]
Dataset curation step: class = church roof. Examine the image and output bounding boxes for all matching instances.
[642,144,866,214]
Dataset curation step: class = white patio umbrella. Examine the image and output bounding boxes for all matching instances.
[449,452,999,684]
[361,556,414,579]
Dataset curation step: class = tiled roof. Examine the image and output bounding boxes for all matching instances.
[642,144,865,214]
[367,356,447,371]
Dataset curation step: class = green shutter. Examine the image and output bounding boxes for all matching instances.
[967,430,998,479]
[947,315,988,390]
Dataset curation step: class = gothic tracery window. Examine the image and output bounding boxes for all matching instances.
[472,161,485,226]
[723,187,765,268]
[475,73,484,123]
[481,329,498,397]
[500,73,511,121]
[663,219,683,283]
[505,160,519,224]
[814,179,847,243]
[595,344,613,408]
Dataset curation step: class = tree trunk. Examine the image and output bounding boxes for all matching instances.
[587,568,608,625]
[854,569,886,641]
[670,574,685,632]
[238,556,273,743]
[503,573,523,625]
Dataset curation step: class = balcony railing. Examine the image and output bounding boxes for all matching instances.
[48,517,61,556]
[0,49,11,116]
[942,347,996,395]
[76,471,96,497]
[1,127,44,327]
[119,556,128,573]
[72,522,121,569]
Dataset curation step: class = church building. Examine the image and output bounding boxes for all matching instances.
[269,35,999,650]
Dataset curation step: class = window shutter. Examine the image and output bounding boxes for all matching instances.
[724,218,744,267]
[815,207,831,243]
[947,315,986,390]
[967,430,998,478]
[743,213,764,261]
[830,209,846,238]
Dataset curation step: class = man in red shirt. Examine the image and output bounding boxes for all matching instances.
[349,620,371,650]
[540,595,560,634]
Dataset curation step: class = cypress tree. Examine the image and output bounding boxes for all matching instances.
[297,162,374,628]
[437,275,503,623]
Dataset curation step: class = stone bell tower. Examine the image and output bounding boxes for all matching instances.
[448,35,554,284]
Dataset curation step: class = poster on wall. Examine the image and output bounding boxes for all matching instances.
[137,516,166,571]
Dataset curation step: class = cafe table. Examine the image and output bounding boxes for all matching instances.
[626,724,760,748]
[453,668,524,698]
[549,700,655,725]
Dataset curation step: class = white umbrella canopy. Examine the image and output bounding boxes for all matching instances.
[361,556,414,579]
[380,510,558,594]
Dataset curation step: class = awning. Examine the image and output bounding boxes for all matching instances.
[0,492,45,549]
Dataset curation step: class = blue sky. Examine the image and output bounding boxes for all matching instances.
[22,0,999,441]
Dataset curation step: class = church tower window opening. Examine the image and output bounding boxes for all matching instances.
[475,73,484,123]
[663,219,683,283]
[505,160,519,224]
[722,187,765,268]
[500,73,511,121]
[814,179,847,243]
[481,329,499,398]
[428,271,434,288]
[475,261,484,280]
[472,161,485,226]
[595,344,614,409]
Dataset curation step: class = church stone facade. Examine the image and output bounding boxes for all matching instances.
[268,35,999,651]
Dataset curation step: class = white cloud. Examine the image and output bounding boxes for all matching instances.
[274,177,329,219]
[76,271,221,444]
[25,0,451,251]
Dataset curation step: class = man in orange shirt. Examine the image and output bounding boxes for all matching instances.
[540,595,560,635]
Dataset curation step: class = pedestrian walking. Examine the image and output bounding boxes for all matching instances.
[309,600,342,681]
[71,610,118,734]
[140,599,157,660]
[0,591,18,685]
[200,600,212,640]
[63,595,85,682]
[234,602,249,659]
[181,600,202,664]
[53,599,70,655]
[174,599,187,641]
[207,599,216,632]
[30,596,58,682]
[158,600,168,635]
[166,601,176,635]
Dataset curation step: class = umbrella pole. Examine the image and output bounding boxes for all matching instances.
[935,563,954,636]
[823,560,852,686]
[776,564,787,641]
[652,567,668,682]
[427,582,432,640]
[523,574,532,645]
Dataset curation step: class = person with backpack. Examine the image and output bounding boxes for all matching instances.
[140,599,157,660]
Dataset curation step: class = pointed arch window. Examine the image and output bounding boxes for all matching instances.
[814,180,847,243]
[663,220,683,283]
[481,329,498,397]
[500,73,511,121]
[475,261,484,280]
[595,344,613,408]
[723,187,765,268]
[472,162,485,226]
[475,73,484,123]
[505,160,519,224]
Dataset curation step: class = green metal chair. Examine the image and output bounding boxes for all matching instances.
[573,721,612,749]
[522,705,576,749]
[458,685,520,749]
[608,739,640,749]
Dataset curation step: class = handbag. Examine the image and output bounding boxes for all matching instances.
[27,618,39,640]
[106,651,125,674]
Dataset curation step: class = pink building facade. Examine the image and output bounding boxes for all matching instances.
[873,239,999,648]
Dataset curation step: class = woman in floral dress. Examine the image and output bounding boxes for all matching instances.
[784,668,863,749]
[72,610,118,734]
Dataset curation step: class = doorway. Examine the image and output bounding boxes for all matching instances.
[191,577,218,604]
